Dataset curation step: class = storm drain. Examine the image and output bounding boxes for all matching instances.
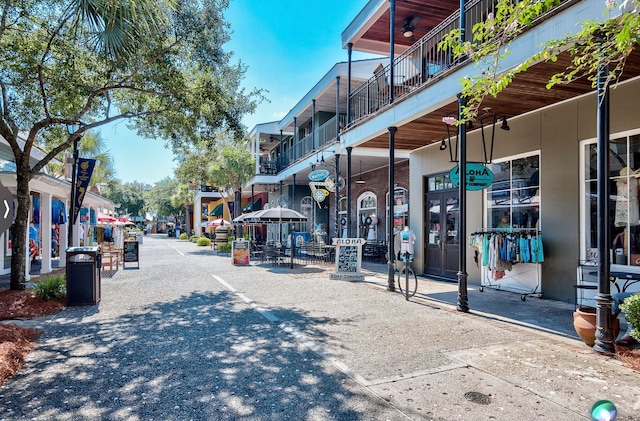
[464,391,492,405]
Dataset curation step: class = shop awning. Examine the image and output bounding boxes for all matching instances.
[209,203,224,217]
[242,198,262,213]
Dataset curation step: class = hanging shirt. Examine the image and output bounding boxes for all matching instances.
[400,228,416,255]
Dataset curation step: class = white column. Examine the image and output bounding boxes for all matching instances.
[40,192,52,274]
[59,218,68,265]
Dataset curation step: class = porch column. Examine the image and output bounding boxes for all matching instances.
[292,174,296,212]
[457,95,469,313]
[41,192,52,274]
[346,147,353,237]
[389,0,396,104]
[312,100,316,149]
[279,130,283,171]
[456,0,469,313]
[347,43,353,126]
[59,219,68,265]
[334,154,340,240]
[593,59,615,356]
[336,76,340,137]
[387,126,397,291]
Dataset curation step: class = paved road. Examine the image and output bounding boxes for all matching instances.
[1,234,639,420]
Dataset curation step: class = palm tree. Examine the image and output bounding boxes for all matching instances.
[171,184,193,237]
[46,132,116,193]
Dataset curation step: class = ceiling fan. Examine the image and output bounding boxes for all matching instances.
[400,16,432,40]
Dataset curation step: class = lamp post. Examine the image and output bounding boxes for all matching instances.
[66,123,83,248]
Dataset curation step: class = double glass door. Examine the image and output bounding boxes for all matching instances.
[425,190,459,279]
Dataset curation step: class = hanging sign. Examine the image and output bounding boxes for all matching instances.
[73,158,96,224]
[449,163,494,191]
[308,169,330,182]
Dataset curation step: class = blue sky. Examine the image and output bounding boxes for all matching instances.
[99,0,379,185]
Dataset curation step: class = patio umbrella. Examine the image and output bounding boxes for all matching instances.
[232,211,261,225]
[245,207,307,246]
[245,207,307,223]
[207,218,231,227]
[98,212,116,223]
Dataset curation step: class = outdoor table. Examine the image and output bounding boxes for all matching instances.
[587,270,640,293]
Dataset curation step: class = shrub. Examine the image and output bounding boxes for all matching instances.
[179,233,188,240]
[620,293,640,341]
[197,237,211,247]
[190,235,199,242]
[218,243,231,253]
[34,274,66,301]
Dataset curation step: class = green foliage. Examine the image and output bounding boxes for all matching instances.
[190,235,199,242]
[620,293,640,341]
[180,232,188,240]
[1,0,263,289]
[196,237,211,247]
[144,178,183,220]
[34,275,66,301]
[440,0,640,121]
[218,243,232,253]
[207,143,255,192]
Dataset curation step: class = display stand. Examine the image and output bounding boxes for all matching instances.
[473,228,543,301]
[123,240,139,269]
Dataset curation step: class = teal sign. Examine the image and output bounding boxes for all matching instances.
[449,163,494,191]
[308,169,330,181]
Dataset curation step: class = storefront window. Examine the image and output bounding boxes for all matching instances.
[301,196,313,234]
[339,197,347,237]
[486,154,540,229]
[358,192,377,241]
[386,188,408,235]
[584,134,640,265]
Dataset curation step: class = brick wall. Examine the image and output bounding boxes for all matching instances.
[329,159,410,240]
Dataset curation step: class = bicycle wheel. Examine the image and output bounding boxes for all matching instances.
[397,266,418,298]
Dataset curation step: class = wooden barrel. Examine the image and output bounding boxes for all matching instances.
[214,226,230,245]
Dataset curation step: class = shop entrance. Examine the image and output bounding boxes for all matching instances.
[424,175,459,279]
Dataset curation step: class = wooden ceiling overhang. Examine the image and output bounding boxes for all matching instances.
[353,0,460,55]
[356,49,640,151]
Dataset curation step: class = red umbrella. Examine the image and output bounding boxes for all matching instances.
[98,212,116,223]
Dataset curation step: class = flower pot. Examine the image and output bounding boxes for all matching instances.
[573,307,620,347]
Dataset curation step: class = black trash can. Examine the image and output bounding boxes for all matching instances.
[66,246,101,306]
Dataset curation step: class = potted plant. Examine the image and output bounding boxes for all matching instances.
[573,307,620,347]
[620,293,640,342]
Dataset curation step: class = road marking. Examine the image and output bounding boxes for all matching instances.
[166,242,185,256]
[210,273,371,386]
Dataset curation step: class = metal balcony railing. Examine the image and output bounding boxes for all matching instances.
[257,115,346,175]
[348,0,572,125]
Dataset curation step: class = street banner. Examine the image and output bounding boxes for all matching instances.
[73,158,96,224]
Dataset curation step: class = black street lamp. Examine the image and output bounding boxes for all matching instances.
[66,123,84,248]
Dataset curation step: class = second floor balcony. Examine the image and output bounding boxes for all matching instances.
[258,114,346,176]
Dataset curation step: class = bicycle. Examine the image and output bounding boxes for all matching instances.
[396,251,417,300]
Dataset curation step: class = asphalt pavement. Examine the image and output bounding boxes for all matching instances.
[1,234,639,420]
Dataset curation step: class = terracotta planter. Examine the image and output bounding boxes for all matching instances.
[573,307,620,347]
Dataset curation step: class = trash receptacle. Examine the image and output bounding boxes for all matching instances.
[66,246,101,306]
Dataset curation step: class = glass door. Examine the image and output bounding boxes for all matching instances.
[425,190,459,279]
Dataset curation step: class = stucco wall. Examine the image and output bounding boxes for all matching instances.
[411,76,640,303]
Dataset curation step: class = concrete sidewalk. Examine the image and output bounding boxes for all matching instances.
[1,235,638,420]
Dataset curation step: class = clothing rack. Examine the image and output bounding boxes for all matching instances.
[469,227,544,301]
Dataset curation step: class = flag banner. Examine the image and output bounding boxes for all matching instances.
[73,158,96,224]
